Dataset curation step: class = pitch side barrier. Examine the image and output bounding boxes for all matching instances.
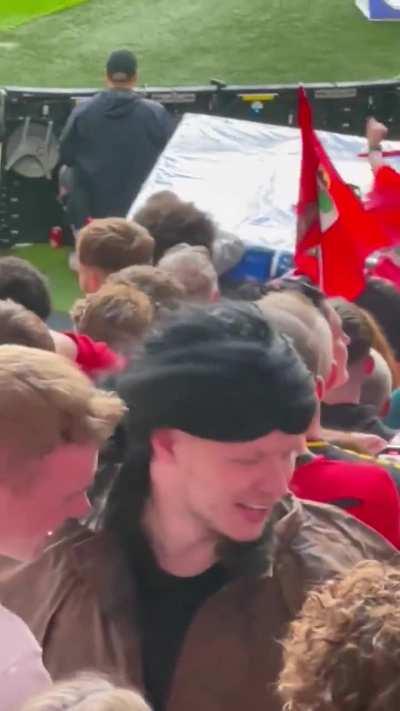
[0,79,399,245]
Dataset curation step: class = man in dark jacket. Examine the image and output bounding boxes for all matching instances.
[322,298,396,441]
[0,303,397,711]
[60,49,173,228]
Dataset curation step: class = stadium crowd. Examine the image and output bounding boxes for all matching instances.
[3,50,400,711]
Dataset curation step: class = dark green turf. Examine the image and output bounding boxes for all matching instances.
[0,0,399,88]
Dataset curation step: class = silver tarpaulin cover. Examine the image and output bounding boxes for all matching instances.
[128,112,400,257]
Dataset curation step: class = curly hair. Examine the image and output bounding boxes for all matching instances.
[279,560,400,711]
[70,283,154,354]
[107,264,186,310]
[134,191,216,262]
[21,672,150,711]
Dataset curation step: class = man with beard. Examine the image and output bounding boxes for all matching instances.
[0,303,397,711]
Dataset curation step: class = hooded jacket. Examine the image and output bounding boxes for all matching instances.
[60,89,173,226]
[0,495,397,711]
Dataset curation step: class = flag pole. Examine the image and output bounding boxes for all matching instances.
[316,245,324,293]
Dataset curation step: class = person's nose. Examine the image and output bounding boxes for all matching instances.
[257,458,293,497]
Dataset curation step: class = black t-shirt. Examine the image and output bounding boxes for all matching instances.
[134,557,228,711]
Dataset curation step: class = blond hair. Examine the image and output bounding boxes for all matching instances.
[0,298,54,351]
[0,345,124,461]
[21,673,151,711]
[279,561,400,711]
[77,218,154,273]
[71,284,154,354]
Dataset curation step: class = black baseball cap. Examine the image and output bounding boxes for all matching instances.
[106,50,138,81]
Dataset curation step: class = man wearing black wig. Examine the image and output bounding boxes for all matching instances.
[0,303,397,711]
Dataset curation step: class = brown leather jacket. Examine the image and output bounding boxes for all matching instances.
[0,495,397,711]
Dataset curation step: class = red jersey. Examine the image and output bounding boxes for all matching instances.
[291,455,400,548]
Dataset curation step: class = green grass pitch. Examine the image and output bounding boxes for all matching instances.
[0,0,400,88]
[0,0,399,312]
[0,0,86,31]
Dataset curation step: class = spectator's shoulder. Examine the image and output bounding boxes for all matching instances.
[138,96,170,118]
[0,526,114,641]
[70,92,104,118]
[0,524,91,609]
[292,501,400,574]
[275,497,399,618]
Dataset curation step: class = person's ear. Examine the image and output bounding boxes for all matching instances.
[326,361,338,392]
[86,272,98,294]
[90,268,106,293]
[363,354,375,376]
[315,375,326,402]
[151,429,175,464]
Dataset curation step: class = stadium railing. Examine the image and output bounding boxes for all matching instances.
[0,79,399,245]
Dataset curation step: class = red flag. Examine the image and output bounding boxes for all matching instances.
[365,165,400,245]
[369,256,400,289]
[295,87,390,300]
